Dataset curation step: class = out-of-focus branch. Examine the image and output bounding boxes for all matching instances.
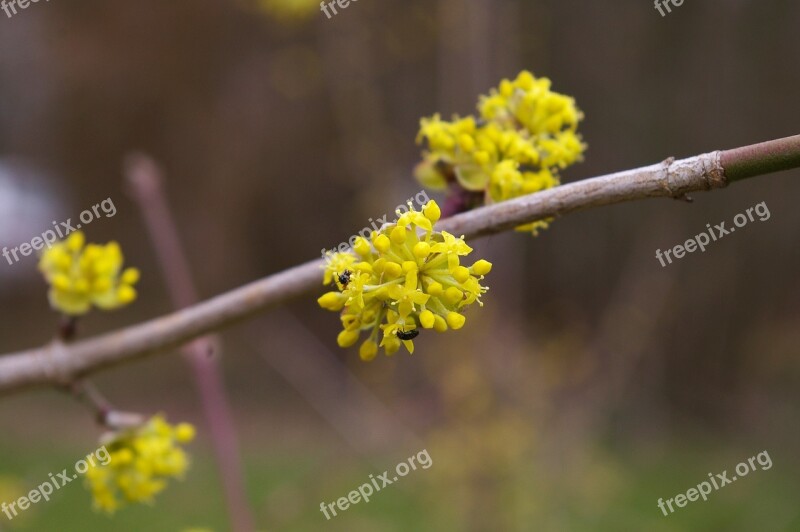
[0,135,798,394]
[255,311,423,462]
[125,154,256,532]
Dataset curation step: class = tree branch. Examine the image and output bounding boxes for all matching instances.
[0,135,798,394]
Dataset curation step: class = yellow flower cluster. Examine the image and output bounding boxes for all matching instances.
[85,415,196,513]
[256,0,319,22]
[318,200,492,360]
[415,71,585,231]
[38,231,139,317]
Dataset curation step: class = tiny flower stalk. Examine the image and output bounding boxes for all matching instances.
[415,70,587,230]
[85,414,196,513]
[38,231,140,319]
[318,200,491,360]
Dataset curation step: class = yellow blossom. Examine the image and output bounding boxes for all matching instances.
[415,70,586,233]
[84,415,196,513]
[320,200,491,358]
[38,231,140,316]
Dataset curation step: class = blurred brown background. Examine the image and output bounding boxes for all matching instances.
[0,0,799,530]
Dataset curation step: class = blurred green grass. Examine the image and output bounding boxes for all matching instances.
[1,438,798,531]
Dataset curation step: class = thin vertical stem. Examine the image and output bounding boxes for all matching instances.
[124,154,256,532]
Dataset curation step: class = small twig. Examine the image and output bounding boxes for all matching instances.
[57,316,78,342]
[66,380,112,419]
[0,135,798,394]
[58,323,144,430]
[63,379,144,429]
[256,311,423,460]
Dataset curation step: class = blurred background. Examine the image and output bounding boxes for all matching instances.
[1,0,799,530]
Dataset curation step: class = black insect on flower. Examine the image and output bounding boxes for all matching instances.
[337,270,352,288]
[396,328,420,341]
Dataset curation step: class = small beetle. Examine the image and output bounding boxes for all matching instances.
[337,270,352,288]
[396,328,420,341]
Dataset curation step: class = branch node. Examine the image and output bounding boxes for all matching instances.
[664,151,727,198]
[703,150,727,189]
[39,341,74,386]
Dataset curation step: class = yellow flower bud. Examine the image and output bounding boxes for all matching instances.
[353,262,373,274]
[390,225,407,245]
[426,281,444,297]
[114,448,134,465]
[402,261,418,273]
[433,315,448,332]
[383,262,402,279]
[516,70,535,89]
[117,285,137,304]
[419,310,435,329]
[474,151,490,166]
[66,231,85,252]
[359,340,378,362]
[337,329,360,348]
[423,201,441,223]
[413,241,431,258]
[373,234,391,253]
[471,259,493,275]
[446,312,466,330]
[453,266,470,283]
[175,423,196,443]
[89,242,108,256]
[499,79,514,97]
[317,292,344,310]
[121,267,140,285]
[353,237,372,256]
[383,336,401,356]
[444,286,463,305]
[53,273,71,290]
[458,133,475,152]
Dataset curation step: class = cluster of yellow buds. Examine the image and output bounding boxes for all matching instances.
[37,231,139,317]
[415,71,585,231]
[318,200,492,360]
[85,415,196,513]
